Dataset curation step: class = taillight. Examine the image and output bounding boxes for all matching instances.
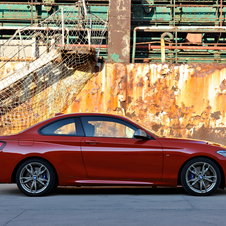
[0,141,6,150]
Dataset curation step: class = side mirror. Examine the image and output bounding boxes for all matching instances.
[134,129,149,139]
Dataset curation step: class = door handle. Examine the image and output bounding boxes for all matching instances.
[85,140,100,145]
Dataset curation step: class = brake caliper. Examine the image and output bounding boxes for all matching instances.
[42,173,48,180]
[189,169,195,180]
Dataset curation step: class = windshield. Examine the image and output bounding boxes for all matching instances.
[125,117,162,138]
[141,126,162,138]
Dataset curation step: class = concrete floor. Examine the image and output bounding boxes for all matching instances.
[0,184,226,226]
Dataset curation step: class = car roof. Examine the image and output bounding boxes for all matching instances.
[52,112,129,120]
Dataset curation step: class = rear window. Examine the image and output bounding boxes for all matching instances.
[39,117,84,136]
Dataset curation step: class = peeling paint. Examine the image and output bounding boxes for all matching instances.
[110,53,121,63]
[122,34,130,58]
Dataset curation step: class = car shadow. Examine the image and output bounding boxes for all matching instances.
[1,184,226,196]
[51,186,189,196]
[51,186,226,196]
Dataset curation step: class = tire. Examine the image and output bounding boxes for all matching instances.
[181,157,221,196]
[16,158,56,196]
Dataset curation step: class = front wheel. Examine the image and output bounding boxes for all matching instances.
[181,157,221,196]
[16,158,56,196]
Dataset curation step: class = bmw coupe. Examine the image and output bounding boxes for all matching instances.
[0,113,226,196]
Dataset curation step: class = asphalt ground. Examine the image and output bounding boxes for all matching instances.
[0,184,226,226]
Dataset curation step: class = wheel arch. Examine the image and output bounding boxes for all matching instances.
[177,155,225,189]
[11,156,59,186]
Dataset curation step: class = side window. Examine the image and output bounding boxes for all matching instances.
[81,116,137,138]
[40,118,84,136]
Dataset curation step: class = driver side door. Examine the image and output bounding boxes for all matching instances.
[80,116,163,180]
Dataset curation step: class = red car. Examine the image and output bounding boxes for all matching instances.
[0,113,226,196]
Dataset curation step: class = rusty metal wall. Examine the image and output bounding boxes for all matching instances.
[64,63,226,145]
[1,61,226,145]
[64,63,127,115]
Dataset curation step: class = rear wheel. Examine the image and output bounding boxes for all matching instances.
[16,158,55,196]
[181,157,221,196]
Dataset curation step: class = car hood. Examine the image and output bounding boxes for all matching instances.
[156,137,206,144]
[156,137,226,149]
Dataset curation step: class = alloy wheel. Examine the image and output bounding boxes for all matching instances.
[185,161,217,194]
[16,158,55,196]
[181,157,221,196]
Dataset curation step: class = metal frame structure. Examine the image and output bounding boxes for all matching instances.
[132,26,226,63]
[2,0,226,63]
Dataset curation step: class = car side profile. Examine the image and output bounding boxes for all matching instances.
[0,113,226,196]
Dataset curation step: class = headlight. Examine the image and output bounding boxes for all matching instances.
[216,150,226,157]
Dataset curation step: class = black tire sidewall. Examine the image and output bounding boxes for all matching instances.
[181,157,221,196]
[16,158,55,196]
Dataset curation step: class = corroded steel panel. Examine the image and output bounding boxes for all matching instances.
[1,61,226,146]
[65,63,226,145]
[64,63,127,115]
[126,63,226,145]
[126,64,226,144]
[108,0,131,63]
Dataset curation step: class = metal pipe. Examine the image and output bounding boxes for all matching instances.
[82,0,91,48]
[0,2,76,6]
[132,4,224,8]
[173,0,175,26]
[148,45,226,50]
[82,0,87,18]
[31,0,33,26]
[0,57,35,62]
[0,26,69,31]
[57,44,108,48]
[175,31,178,63]
[161,32,173,63]
[52,43,226,51]
[58,44,226,51]
[161,37,165,63]
[132,27,137,63]
[61,8,65,47]
[19,31,27,65]
[0,26,99,32]
[140,26,226,32]
[220,0,223,26]
[32,32,44,58]
[134,57,226,61]
[0,2,107,6]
